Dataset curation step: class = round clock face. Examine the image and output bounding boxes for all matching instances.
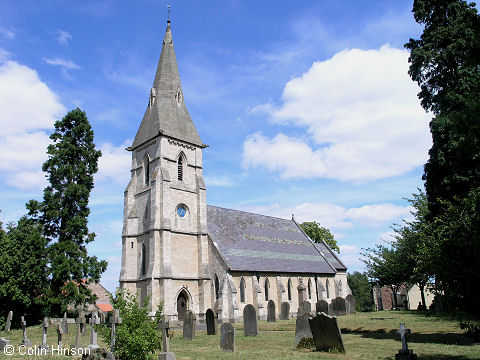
[177,205,187,218]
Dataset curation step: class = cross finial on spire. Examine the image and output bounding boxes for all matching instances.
[167,4,171,22]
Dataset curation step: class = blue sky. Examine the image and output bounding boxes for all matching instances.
[0,0,431,293]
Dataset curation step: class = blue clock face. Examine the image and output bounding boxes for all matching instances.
[177,206,186,217]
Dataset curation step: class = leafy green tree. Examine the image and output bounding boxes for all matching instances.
[98,289,162,360]
[347,272,374,312]
[27,108,107,313]
[0,215,49,322]
[300,221,340,253]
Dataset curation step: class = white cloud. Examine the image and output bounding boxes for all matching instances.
[96,141,131,185]
[338,244,364,270]
[0,57,65,190]
[204,175,236,187]
[0,26,14,40]
[346,204,412,225]
[243,45,431,182]
[55,29,71,46]
[43,57,80,70]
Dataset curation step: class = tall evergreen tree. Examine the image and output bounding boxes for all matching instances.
[28,108,107,313]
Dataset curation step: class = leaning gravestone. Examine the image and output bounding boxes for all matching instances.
[280,302,290,320]
[62,312,68,334]
[345,294,356,314]
[308,312,345,353]
[21,316,32,347]
[316,300,329,315]
[220,323,235,352]
[5,311,12,332]
[205,308,217,335]
[298,301,312,317]
[267,300,276,322]
[183,310,196,340]
[331,297,347,316]
[243,304,258,336]
[295,311,314,349]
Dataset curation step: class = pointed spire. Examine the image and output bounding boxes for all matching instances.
[132,20,203,149]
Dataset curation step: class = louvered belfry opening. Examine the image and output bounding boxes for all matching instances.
[178,156,183,181]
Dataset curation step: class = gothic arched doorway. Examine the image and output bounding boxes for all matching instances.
[177,290,189,321]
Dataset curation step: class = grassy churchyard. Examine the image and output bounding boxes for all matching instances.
[1,311,479,360]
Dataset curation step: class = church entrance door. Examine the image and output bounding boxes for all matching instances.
[177,291,188,321]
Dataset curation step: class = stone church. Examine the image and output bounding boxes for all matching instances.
[119,20,350,322]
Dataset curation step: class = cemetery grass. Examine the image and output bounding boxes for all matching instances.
[0,311,479,359]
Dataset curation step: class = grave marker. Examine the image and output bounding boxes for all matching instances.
[267,300,276,322]
[159,315,176,360]
[57,323,63,347]
[297,279,307,305]
[62,312,68,334]
[220,323,235,352]
[21,316,32,347]
[182,310,196,341]
[331,297,347,316]
[40,317,49,351]
[5,311,12,332]
[88,312,100,350]
[280,302,290,320]
[295,312,313,349]
[308,312,345,353]
[109,309,122,353]
[243,304,258,336]
[316,300,329,314]
[345,294,356,314]
[395,323,418,360]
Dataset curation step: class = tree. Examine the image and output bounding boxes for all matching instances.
[98,289,162,360]
[28,108,107,313]
[347,272,374,312]
[300,221,340,253]
[0,215,49,322]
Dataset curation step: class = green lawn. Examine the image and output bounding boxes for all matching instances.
[1,311,479,359]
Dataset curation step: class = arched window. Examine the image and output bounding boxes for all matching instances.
[177,155,183,181]
[240,277,246,303]
[264,278,269,301]
[287,278,292,301]
[141,243,146,276]
[214,275,220,300]
[144,155,150,186]
[308,278,312,299]
[326,279,330,299]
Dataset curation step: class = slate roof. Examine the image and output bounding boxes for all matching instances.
[131,20,203,149]
[207,205,339,274]
[313,242,347,271]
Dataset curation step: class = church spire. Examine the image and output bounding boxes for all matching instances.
[131,20,203,149]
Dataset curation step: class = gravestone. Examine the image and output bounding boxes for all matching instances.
[220,323,235,352]
[297,279,307,305]
[205,309,217,335]
[62,312,68,334]
[295,312,314,349]
[395,323,418,360]
[21,316,32,346]
[267,300,276,322]
[5,311,12,332]
[280,302,290,320]
[316,300,329,315]
[88,312,100,350]
[308,312,345,353]
[243,304,258,336]
[109,309,122,353]
[73,311,84,349]
[57,323,63,347]
[183,310,196,340]
[331,297,347,316]
[81,311,88,335]
[345,294,356,314]
[298,301,312,317]
[40,317,50,351]
[159,315,176,360]
[0,338,11,351]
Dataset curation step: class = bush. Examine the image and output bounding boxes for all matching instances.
[98,289,162,360]
[459,321,480,341]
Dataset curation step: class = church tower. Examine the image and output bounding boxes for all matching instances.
[119,20,210,320]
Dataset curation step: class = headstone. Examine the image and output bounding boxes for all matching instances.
[331,297,347,316]
[280,302,290,320]
[73,310,85,349]
[295,312,314,349]
[316,300,329,315]
[345,294,356,314]
[205,309,217,335]
[0,338,11,351]
[182,310,196,340]
[21,316,32,347]
[297,279,307,305]
[298,301,312,317]
[99,311,106,324]
[5,311,12,332]
[57,323,63,347]
[88,312,100,350]
[40,317,50,351]
[267,300,276,322]
[395,323,418,360]
[109,309,122,353]
[308,312,345,353]
[243,304,258,336]
[158,315,176,360]
[220,323,235,352]
[62,312,68,334]
[81,311,88,335]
